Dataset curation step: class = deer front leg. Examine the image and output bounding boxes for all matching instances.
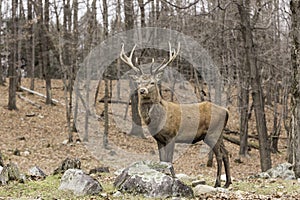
[157,140,176,177]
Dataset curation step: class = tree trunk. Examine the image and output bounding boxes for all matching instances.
[239,85,250,156]
[124,0,145,138]
[44,0,52,105]
[16,0,24,92]
[237,1,272,171]
[103,79,109,148]
[27,0,35,90]
[102,0,109,147]
[290,0,300,178]
[8,0,18,110]
[71,0,78,134]
[0,1,2,86]
[270,80,281,153]
[137,0,146,27]
[124,0,134,30]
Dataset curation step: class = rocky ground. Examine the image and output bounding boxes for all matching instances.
[0,78,299,199]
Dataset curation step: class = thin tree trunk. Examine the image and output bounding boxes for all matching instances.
[239,86,250,157]
[290,0,300,178]
[8,0,18,110]
[16,0,24,92]
[44,0,52,105]
[137,0,146,27]
[0,1,2,86]
[270,80,281,153]
[72,0,79,133]
[103,79,109,148]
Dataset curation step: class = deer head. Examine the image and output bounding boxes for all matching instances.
[120,43,180,102]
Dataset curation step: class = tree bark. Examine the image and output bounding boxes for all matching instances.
[289,0,300,178]
[124,0,134,30]
[137,0,146,27]
[44,0,52,105]
[8,0,18,110]
[239,85,250,156]
[0,1,2,86]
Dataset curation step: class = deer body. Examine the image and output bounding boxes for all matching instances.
[120,43,232,188]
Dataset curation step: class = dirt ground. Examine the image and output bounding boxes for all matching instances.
[0,78,297,198]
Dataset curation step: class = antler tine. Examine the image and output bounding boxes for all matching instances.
[120,44,143,74]
[154,42,180,74]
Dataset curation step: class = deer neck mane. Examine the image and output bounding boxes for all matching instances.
[138,94,165,125]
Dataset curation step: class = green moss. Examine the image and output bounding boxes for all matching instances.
[0,174,101,199]
[233,179,300,196]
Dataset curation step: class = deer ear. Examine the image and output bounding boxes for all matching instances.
[155,71,164,81]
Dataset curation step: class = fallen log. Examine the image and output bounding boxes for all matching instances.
[17,94,42,109]
[20,86,63,105]
[224,128,259,139]
[98,98,130,105]
[223,134,259,150]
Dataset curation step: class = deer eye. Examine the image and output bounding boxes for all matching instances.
[150,81,155,85]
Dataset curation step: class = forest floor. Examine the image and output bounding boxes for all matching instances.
[0,78,299,199]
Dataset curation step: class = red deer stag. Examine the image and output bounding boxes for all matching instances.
[120,43,232,188]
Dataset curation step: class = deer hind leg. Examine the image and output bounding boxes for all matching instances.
[220,142,232,188]
[211,144,222,188]
[157,140,176,177]
[207,150,214,167]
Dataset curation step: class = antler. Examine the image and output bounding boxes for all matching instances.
[120,44,143,74]
[153,42,180,74]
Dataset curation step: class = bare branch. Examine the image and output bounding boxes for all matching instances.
[160,0,200,10]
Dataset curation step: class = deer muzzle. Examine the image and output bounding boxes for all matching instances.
[139,88,148,96]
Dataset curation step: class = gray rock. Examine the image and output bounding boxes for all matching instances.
[216,187,229,193]
[54,157,81,175]
[114,160,193,198]
[59,169,102,196]
[257,172,271,179]
[193,185,217,196]
[0,162,25,185]
[28,166,46,180]
[89,167,109,174]
[191,179,206,187]
[114,168,124,176]
[113,191,123,197]
[254,163,295,180]
[176,173,194,183]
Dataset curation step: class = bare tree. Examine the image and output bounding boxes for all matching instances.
[44,0,52,105]
[102,0,109,148]
[289,0,300,178]
[8,0,18,110]
[27,0,35,91]
[236,0,272,171]
[0,0,3,86]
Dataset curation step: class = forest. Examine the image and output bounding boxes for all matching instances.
[0,0,300,199]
